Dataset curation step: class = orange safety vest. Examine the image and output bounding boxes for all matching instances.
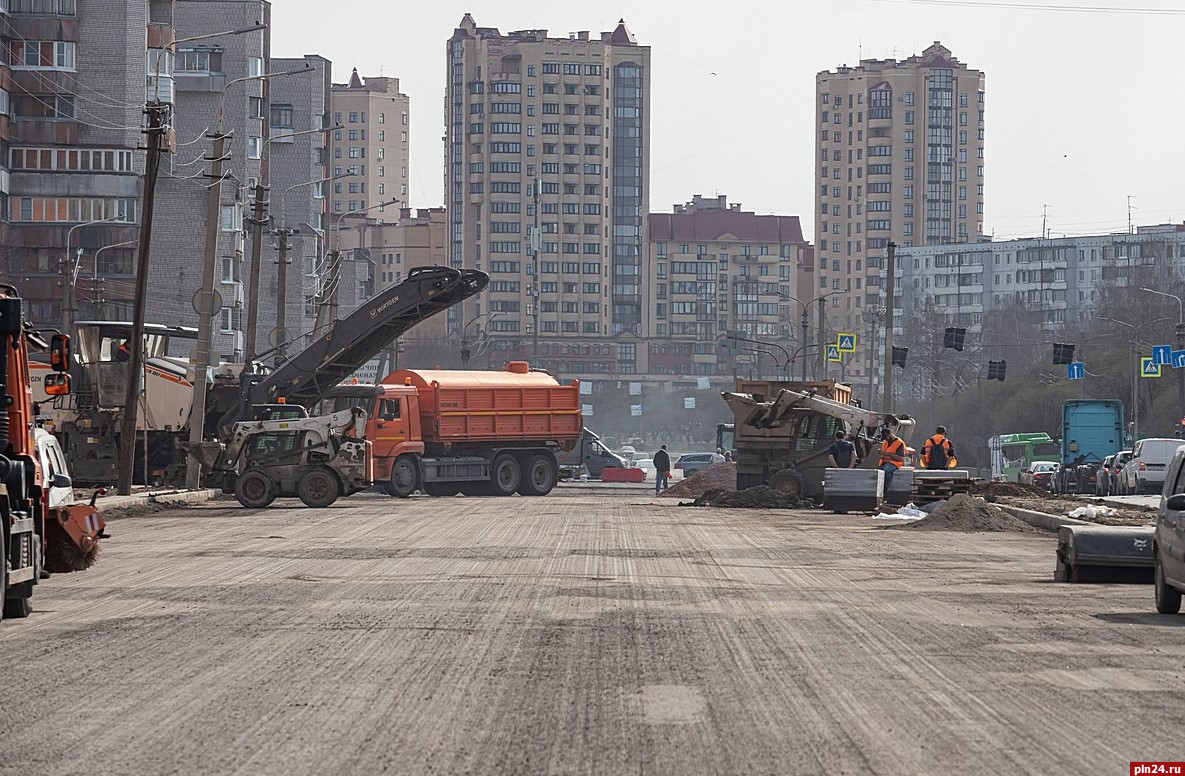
[922,434,952,467]
[879,437,905,469]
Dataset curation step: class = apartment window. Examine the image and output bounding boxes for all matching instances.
[13,40,76,69]
[270,104,293,129]
[543,62,560,74]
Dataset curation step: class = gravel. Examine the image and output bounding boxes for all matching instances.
[661,463,737,498]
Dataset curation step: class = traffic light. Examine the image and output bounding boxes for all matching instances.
[987,360,1007,381]
[891,346,908,368]
[943,326,967,352]
[1053,343,1076,365]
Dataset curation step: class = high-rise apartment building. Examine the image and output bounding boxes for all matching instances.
[328,69,409,218]
[815,42,985,383]
[3,0,147,329]
[445,14,651,369]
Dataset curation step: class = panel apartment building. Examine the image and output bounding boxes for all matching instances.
[445,14,651,374]
[815,42,985,383]
[327,69,409,218]
[3,0,147,329]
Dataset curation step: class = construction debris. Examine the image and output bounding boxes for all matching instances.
[684,486,814,510]
[969,481,1054,499]
[661,463,737,498]
[887,493,1040,533]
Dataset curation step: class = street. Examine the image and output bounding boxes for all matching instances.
[2,490,1181,776]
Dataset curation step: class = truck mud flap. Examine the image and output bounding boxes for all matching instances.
[1055,525,1154,584]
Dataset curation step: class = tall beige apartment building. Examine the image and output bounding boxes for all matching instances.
[445,14,651,373]
[328,69,410,220]
[815,42,984,385]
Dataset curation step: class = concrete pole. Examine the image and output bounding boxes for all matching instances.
[243,179,268,365]
[185,130,227,489]
[883,241,897,414]
[273,229,290,365]
[817,296,825,381]
[800,305,809,382]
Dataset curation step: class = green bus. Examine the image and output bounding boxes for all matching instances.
[988,433,1060,482]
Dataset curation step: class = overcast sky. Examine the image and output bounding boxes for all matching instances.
[273,0,1185,243]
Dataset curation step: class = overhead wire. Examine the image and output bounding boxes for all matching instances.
[860,0,1185,14]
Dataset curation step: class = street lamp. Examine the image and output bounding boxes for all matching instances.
[149,23,267,105]
[1100,317,1153,444]
[62,215,126,332]
[186,63,315,489]
[244,123,339,363]
[812,291,842,380]
[86,240,136,319]
[1139,286,1185,426]
[774,292,812,381]
[315,197,401,329]
[460,312,503,368]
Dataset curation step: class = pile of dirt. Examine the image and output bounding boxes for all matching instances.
[684,486,814,510]
[661,462,737,498]
[888,493,1039,532]
[970,481,1055,499]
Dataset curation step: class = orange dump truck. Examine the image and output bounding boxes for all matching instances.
[322,361,581,497]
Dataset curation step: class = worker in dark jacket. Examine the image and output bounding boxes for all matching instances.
[922,426,955,470]
[653,444,672,495]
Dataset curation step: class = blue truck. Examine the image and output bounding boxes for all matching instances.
[1053,399,1125,494]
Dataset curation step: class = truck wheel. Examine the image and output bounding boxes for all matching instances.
[519,454,557,496]
[297,467,340,508]
[3,585,32,620]
[0,530,7,625]
[386,455,419,498]
[235,470,276,508]
[490,454,521,496]
[768,468,805,497]
[1155,556,1182,614]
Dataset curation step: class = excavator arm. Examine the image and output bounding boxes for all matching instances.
[218,266,488,435]
[723,388,916,443]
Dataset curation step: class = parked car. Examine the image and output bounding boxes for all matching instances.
[1096,455,1117,496]
[1153,445,1185,612]
[633,457,655,481]
[1118,438,1184,495]
[674,452,715,478]
[1021,461,1058,488]
[1108,451,1133,495]
[619,445,637,462]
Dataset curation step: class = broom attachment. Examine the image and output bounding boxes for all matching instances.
[44,488,106,573]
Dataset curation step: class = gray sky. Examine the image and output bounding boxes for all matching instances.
[273,0,1185,243]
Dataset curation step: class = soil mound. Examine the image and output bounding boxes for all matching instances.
[684,486,814,510]
[970,481,1054,499]
[661,462,736,498]
[888,493,1039,532]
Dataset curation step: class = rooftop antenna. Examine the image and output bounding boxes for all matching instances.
[1042,204,1048,239]
[1127,194,1136,234]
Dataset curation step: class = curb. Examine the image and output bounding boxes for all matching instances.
[93,488,224,514]
[996,504,1090,533]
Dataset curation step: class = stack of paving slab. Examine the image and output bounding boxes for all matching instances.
[822,468,883,513]
[910,470,972,504]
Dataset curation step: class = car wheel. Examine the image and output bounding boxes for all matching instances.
[1155,556,1182,614]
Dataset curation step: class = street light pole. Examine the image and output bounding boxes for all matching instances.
[1140,286,1185,427]
[883,241,898,414]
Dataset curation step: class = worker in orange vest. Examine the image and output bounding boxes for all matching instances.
[922,426,955,470]
[878,427,906,493]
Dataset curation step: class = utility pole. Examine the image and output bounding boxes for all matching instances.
[530,177,540,363]
[272,227,292,365]
[883,241,897,414]
[800,305,809,382]
[866,313,878,408]
[243,177,268,365]
[817,296,826,381]
[117,101,167,495]
[60,249,78,335]
[185,128,229,489]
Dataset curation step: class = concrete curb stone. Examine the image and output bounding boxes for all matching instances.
[93,488,225,514]
[995,504,1090,533]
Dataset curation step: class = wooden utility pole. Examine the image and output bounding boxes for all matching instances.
[117,102,168,495]
[272,228,293,365]
[243,178,268,365]
[883,241,897,414]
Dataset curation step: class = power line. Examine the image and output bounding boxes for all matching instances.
[863,0,1185,14]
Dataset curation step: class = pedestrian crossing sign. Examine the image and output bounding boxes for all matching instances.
[1142,357,1163,378]
[837,333,857,352]
[826,344,842,362]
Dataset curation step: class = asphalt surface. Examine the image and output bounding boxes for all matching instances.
[2,490,1182,776]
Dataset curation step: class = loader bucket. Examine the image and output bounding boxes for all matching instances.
[186,441,229,472]
[1055,525,1154,584]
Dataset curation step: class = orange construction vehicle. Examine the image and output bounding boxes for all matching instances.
[322,361,581,497]
[1,284,104,625]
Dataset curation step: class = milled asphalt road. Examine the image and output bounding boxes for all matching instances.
[2,491,1182,776]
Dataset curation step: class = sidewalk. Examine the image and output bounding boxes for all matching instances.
[90,487,225,513]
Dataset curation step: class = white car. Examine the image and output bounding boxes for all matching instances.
[34,428,75,509]
[633,457,655,481]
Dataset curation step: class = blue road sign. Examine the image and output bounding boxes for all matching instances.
[1067,362,1085,380]
[1154,345,1173,366]
[826,344,842,362]
[1143,357,1163,378]
[837,333,857,352]
[1172,350,1185,369]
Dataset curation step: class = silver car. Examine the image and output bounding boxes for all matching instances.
[1154,445,1185,612]
[1120,438,1184,495]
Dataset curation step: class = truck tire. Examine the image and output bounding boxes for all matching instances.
[1155,556,1182,614]
[297,467,340,508]
[0,529,7,625]
[386,455,419,498]
[519,454,557,496]
[490,453,521,496]
[235,470,276,508]
[768,467,805,497]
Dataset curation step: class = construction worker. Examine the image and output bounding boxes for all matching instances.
[922,425,956,470]
[827,430,857,469]
[115,339,131,363]
[878,427,906,492]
